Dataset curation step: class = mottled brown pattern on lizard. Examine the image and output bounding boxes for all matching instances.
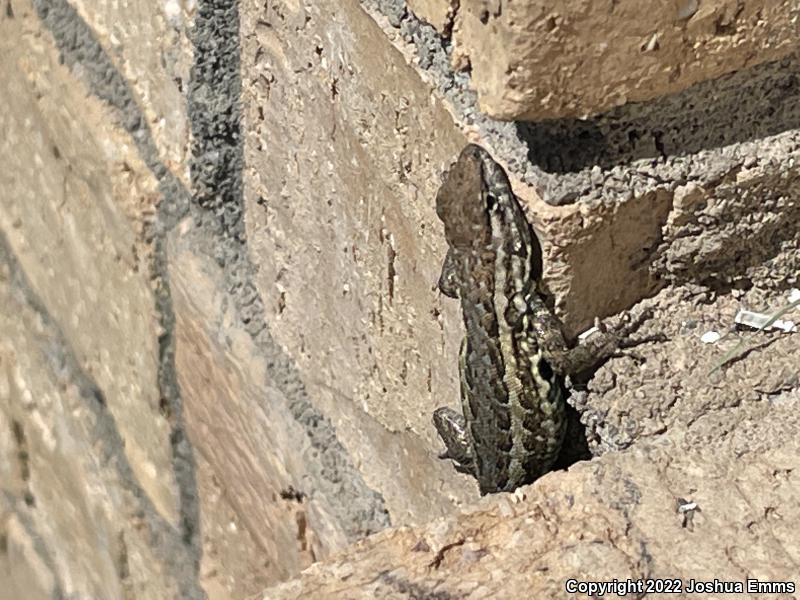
[433,144,652,494]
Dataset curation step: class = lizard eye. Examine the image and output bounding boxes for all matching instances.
[485,193,497,210]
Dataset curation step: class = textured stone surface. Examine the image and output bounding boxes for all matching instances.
[240,0,478,529]
[0,234,198,600]
[453,0,800,121]
[2,0,800,596]
[0,1,199,594]
[3,0,472,595]
[407,0,454,32]
[264,393,800,597]
[574,286,800,457]
[533,125,800,332]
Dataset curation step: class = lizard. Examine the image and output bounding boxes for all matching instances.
[433,143,656,495]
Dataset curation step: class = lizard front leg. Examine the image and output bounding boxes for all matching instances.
[525,291,661,377]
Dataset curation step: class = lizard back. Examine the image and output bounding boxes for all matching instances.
[436,144,566,494]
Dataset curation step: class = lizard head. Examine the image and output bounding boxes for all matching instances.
[435,144,493,251]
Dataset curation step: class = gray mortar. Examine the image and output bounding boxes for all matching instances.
[515,55,800,205]
[359,0,800,206]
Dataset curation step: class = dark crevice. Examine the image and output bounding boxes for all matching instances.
[552,402,592,471]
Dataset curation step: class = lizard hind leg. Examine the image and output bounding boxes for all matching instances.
[432,407,476,475]
[437,248,461,299]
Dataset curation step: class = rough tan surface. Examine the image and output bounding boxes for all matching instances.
[451,0,800,120]
[578,286,800,457]
[407,0,454,32]
[0,4,177,522]
[241,0,477,527]
[0,240,193,600]
[2,0,800,596]
[0,1,198,594]
[264,395,800,598]
[170,227,311,589]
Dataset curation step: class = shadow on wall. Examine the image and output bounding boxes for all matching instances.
[519,54,800,173]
